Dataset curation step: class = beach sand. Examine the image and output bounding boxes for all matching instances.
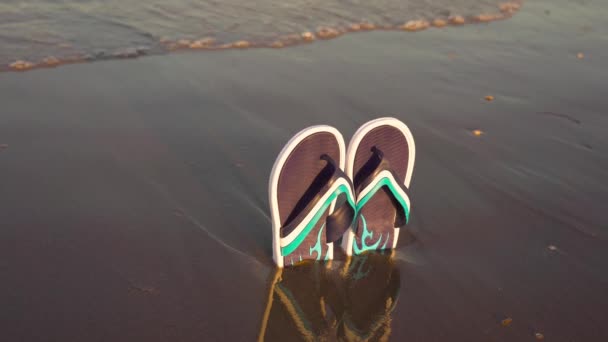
[1,0,608,340]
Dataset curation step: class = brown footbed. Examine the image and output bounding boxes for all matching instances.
[352,125,409,252]
[277,131,340,265]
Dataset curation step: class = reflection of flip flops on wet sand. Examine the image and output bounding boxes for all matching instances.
[341,117,416,256]
[269,126,356,267]
[257,254,401,341]
[258,263,337,341]
[338,252,401,341]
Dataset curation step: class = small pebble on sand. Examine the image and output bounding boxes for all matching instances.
[501,317,513,327]
[472,129,484,136]
[0,144,8,150]
[485,95,495,101]
[535,332,545,340]
[547,245,557,251]
[577,52,584,59]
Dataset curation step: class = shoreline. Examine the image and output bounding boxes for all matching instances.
[3,1,522,73]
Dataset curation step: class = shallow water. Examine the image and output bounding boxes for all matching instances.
[0,0,520,69]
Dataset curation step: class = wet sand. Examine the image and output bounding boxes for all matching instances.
[1,0,608,340]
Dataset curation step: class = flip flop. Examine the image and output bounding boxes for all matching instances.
[341,118,416,256]
[269,125,356,267]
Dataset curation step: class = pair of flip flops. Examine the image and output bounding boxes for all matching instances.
[269,117,415,267]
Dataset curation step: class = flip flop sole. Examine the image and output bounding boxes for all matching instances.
[269,126,346,267]
[342,118,415,256]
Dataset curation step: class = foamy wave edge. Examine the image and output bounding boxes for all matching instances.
[2,1,522,73]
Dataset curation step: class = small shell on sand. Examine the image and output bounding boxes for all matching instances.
[501,317,513,327]
[9,60,35,71]
[432,18,448,27]
[500,2,521,13]
[189,38,215,49]
[485,95,495,101]
[402,20,430,31]
[42,56,60,66]
[270,41,284,48]
[232,40,251,48]
[316,27,340,39]
[535,332,545,340]
[301,31,315,41]
[472,129,484,136]
[577,52,584,59]
[547,245,557,251]
[449,15,466,25]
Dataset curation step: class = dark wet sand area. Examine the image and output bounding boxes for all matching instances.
[1,0,608,340]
